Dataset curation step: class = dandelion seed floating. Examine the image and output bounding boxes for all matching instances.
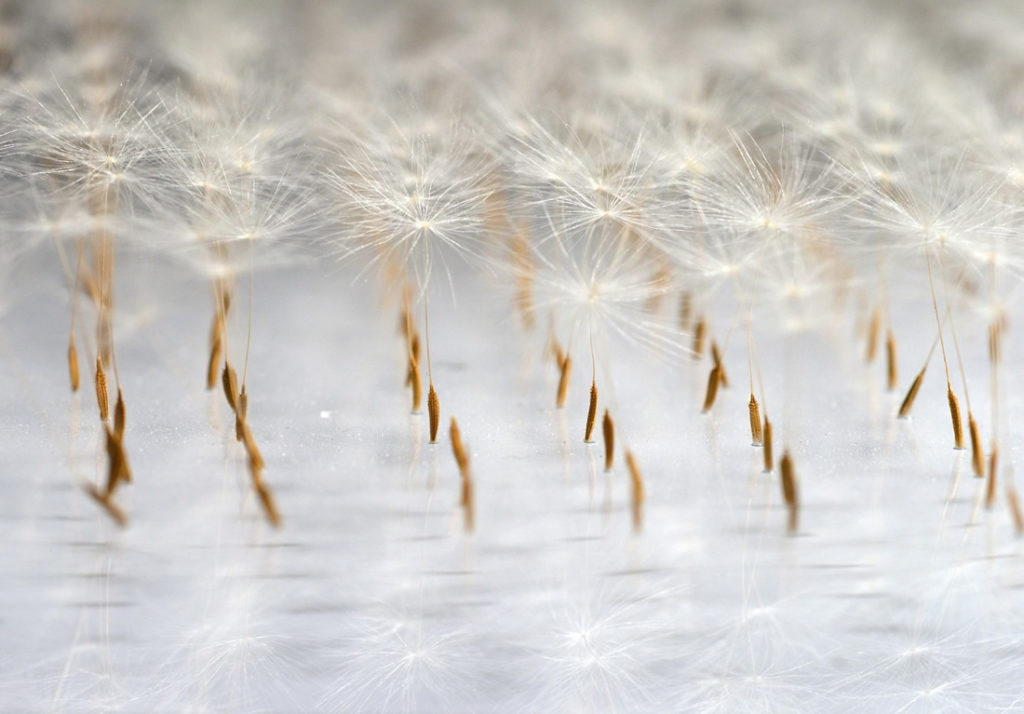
[67,333,79,392]
[584,381,598,442]
[898,369,925,418]
[94,356,108,421]
[84,482,127,528]
[625,449,645,531]
[602,409,615,471]
[986,444,999,510]
[865,306,882,363]
[253,479,282,528]
[1008,486,1024,535]
[748,393,763,446]
[886,328,898,391]
[763,415,774,473]
[556,355,572,408]
[427,383,440,443]
[104,426,131,494]
[406,332,422,413]
[968,413,984,478]
[113,386,125,440]
[779,450,799,534]
[947,384,964,450]
[449,417,474,532]
[701,365,721,413]
[222,362,239,413]
[711,340,729,387]
[692,317,706,359]
[328,115,491,437]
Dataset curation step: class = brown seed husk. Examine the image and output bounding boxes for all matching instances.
[584,382,598,442]
[68,334,80,392]
[556,355,572,408]
[114,387,126,440]
[602,409,614,472]
[897,369,925,418]
[780,450,799,534]
[84,482,127,527]
[701,365,721,413]
[95,357,109,421]
[748,394,763,446]
[947,385,964,450]
[428,384,440,443]
[626,450,645,531]
[969,414,984,478]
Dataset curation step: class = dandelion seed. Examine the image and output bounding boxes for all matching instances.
[253,479,282,528]
[408,358,423,414]
[450,418,474,533]
[898,369,925,418]
[104,426,131,494]
[711,339,729,387]
[986,443,999,509]
[865,306,882,362]
[679,291,692,331]
[602,409,614,472]
[748,393,763,446]
[242,422,265,473]
[988,318,1001,365]
[886,328,898,391]
[67,333,79,392]
[947,384,964,450]
[235,386,248,442]
[625,450,644,531]
[550,337,566,371]
[584,381,598,442]
[779,450,799,534]
[701,365,721,413]
[449,417,470,479]
[556,354,572,408]
[968,413,983,478]
[1007,486,1023,534]
[94,356,108,421]
[113,386,125,440]
[427,383,440,443]
[692,316,706,359]
[222,362,239,413]
[207,316,224,390]
[84,482,127,527]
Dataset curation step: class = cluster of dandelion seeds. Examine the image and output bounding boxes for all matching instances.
[3,0,1024,711]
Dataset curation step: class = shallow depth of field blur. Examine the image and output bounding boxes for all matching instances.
[3,1,1024,712]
